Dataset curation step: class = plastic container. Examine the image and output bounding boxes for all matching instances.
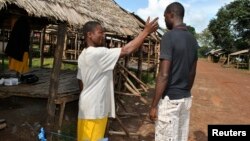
[0,78,4,85]
[4,78,19,86]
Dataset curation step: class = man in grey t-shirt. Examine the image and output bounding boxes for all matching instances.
[149,2,198,141]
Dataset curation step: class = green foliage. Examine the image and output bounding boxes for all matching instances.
[32,44,41,58]
[197,28,215,49]
[141,72,155,85]
[208,0,250,52]
[198,46,209,58]
[186,25,199,39]
[32,58,77,70]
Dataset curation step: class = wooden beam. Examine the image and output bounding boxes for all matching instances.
[137,46,143,80]
[119,69,140,94]
[118,63,148,89]
[1,29,5,71]
[46,23,67,129]
[40,27,46,68]
[109,131,139,136]
[29,31,34,67]
[74,33,78,60]
[115,115,130,137]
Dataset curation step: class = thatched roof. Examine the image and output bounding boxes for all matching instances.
[0,0,140,35]
[230,49,249,56]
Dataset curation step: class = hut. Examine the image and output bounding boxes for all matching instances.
[205,48,225,63]
[227,49,250,69]
[0,0,146,132]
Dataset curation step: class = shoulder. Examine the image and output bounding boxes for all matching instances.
[161,31,173,44]
[90,47,121,57]
[86,47,107,56]
[162,31,174,40]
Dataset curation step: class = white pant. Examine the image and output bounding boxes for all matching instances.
[155,96,192,141]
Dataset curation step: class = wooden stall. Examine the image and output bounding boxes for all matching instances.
[227,49,250,69]
[0,0,150,136]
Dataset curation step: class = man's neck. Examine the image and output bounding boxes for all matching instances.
[173,20,183,28]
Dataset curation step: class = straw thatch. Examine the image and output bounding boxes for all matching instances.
[0,0,140,35]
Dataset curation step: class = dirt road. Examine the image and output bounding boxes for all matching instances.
[189,59,250,141]
[109,59,250,141]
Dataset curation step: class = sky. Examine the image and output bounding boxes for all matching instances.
[114,0,235,33]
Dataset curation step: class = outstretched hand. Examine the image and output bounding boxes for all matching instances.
[144,17,159,34]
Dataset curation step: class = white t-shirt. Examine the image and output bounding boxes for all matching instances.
[77,47,121,119]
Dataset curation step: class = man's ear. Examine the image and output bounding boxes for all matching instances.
[87,32,92,39]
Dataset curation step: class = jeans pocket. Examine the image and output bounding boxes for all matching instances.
[185,97,193,110]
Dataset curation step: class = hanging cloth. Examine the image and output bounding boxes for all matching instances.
[8,52,29,74]
[5,17,31,74]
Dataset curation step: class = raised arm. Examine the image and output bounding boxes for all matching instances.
[119,17,158,57]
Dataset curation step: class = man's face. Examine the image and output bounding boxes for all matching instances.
[90,25,105,47]
[164,13,173,30]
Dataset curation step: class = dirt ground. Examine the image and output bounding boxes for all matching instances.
[0,59,250,141]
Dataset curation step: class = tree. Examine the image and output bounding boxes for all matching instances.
[208,0,250,52]
[187,25,197,38]
[198,28,215,49]
[197,28,216,57]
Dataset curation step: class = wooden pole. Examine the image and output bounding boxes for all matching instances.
[74,33,77,60]
[62,31,67,60]
[115,115,130,137]
[40,27,46,68]
[29,31,34,67]
[137,46,143,80]
[1,29,5,71]
[47,23,67,129]
[109,131,139,136]
[147,40,151,77]
[119,69,140,94]
[118,63,148,88]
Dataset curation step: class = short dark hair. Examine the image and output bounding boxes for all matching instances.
[165,2,185,18]
[82,21,101,39]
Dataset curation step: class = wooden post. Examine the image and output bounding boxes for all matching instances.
[137,46,143,80]
[47,23,67,129]
[62,31,67,60]
[77,34,80,57]
[147,39,151,77]
[1,29,5,71]
[29,31,34,67]
[40,27,46,68]
[74,33,78,60]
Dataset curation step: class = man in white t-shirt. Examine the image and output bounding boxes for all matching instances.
[77,18,158,141]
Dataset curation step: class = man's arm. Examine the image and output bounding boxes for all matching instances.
[78,79,83,91]
[120,17,158,57]
[149,59,171,121]
[188,61,197,90]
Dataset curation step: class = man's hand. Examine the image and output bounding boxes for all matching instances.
[149,107,158,121]
[144,17,159,34]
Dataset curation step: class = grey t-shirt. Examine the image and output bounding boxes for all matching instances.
[160,24,198,100]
